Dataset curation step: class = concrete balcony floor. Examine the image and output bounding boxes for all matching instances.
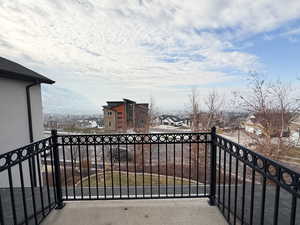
[42,198,227,225]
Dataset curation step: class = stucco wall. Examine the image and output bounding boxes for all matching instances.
[0,77,44,187]
[0,77,43,151]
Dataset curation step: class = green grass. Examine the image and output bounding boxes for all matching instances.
[81,171,192,187]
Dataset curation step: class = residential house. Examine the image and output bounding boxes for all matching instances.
[0,56,54,186]
[103,99,148,132]
[157,115,184,127]
[243,113,290,137]
[290,115,300,147]
[243,115,264,136]
[0,57,54,151]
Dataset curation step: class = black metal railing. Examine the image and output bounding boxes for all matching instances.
[55,131,212,200]
[215,134,300,225]
[0,137,57,225]
[1,128,299,225]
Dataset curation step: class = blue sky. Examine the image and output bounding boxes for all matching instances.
[0,0,300,113]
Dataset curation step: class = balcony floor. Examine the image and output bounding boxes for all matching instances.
[42,199,227,225]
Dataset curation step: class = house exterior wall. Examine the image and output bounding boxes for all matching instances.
[0,77,43,151]
[103,108,116,131]
[244,124,263,136]
[0,77,44,187]
[291,129,300,146]
[113,104,126,131]
[134,104,148,129]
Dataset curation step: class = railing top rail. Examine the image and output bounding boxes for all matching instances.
[0,137,53,172]
[56,131,212,137]
[57,132,212,145]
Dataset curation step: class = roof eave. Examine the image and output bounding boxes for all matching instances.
[0,69,55,84]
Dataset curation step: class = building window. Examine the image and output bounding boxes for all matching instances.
[117,112,122,115]
[108,121,111,127]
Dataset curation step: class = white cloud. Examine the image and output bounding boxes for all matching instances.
[0,0,300,112]
[281,27,300,36]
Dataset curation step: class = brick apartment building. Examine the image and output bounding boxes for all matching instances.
[103,99,149,132]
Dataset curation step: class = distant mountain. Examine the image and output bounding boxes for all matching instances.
[42,85,98,114]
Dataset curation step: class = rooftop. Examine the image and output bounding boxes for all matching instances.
[0,57,55,84]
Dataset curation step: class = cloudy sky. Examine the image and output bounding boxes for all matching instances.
[1,0,300,114]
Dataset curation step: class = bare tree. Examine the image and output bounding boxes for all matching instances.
[189,88,201,131]
[204,90,224,129]
[148,96,158,128]
[236,73,300,159]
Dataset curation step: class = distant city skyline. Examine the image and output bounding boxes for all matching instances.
[1,1,300,114]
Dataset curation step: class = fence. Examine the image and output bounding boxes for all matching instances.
[0,137,57,225]
[0,128,299,225]
[56,131,212,200]
[215,134,300,225]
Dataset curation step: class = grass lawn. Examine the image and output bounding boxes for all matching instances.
[81,171,193,187]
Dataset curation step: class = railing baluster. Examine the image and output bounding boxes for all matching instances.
[150,143,153,198]
[204,140,207,195]
[125,142,129,198]
[0,192,4,225]
[181,142,183,197]
[69,143,76,199]
[102,144,107,199]
[142,143,145,198]
[233,157,239,225]
[94,140,99,199]
[196,141,199,196]
[249,168,256,225]
[8,167,17,225]
[273,181,280,225]
[62,143,68,200]
[28,157,38,225]
[241,163,246,225]
[134,141,137,198]
[260,164,266,225]
[173,142,176,197]
[118,142,122,198]
[43,147,51,212]
[166,142,168,197]
[36,153,45,216]
[158,140,160,198]
[209,128,217,205]
[49,147,57,203]
[52,130,64,209]
[109,144,114,199]
[290,189,297,225]
[189,142,191,197]
[222,148,226,213]
[78,141,83,199]
[86,144,91,199]
[228,151,232,221]
[19,161,29,225]
[218,144,221,205]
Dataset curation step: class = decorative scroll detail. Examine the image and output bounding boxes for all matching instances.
[216,135,300,196]
[58,132,211,145]
[0,137,52,172]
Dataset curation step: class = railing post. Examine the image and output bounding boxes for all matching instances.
[52,129,64,209]
[209,127,217,206]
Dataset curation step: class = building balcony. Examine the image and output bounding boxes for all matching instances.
[0,129,299,225]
